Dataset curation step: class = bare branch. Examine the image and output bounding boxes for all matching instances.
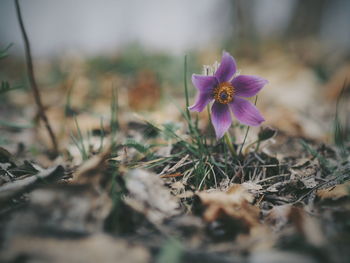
[14,0,58,154]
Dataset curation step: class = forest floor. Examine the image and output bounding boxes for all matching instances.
[0,46,350,263]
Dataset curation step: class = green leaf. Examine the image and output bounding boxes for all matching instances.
[124,139,150,154]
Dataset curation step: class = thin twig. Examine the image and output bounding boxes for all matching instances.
[14,0,58,153]
[293,179,335,204]
[254,173,290,184]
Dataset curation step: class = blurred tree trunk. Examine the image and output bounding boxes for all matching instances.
[287,0,328,38]
[233,0,257,43]
[225,0,260,58]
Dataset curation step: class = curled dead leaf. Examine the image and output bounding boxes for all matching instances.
[196,184,260,228]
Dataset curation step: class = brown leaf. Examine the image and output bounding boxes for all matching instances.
[316,181,350,200]
[288,207,326,247]
[196,184,260,228]
[266,205,326,247]
[72,145,111,185]
[128,70,161,111]
[266,204,292,230]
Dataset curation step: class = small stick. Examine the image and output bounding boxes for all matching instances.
[160,173,183,178]
[14,0,58,153]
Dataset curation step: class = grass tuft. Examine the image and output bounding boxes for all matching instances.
[71,116,89,161]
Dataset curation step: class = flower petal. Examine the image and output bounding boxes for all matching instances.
[230,97,265,126]
[188,92,213,112]
[192,74,218,93]
[211,102,232,139]
[232,75,268,97]
[214,51,237,83]
[189,75,217,112]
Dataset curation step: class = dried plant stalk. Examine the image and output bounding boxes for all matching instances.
[14,0,58,153]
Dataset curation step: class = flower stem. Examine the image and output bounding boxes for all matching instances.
[238,95,259,156]
[224,132,237,158]
[239,126,250,156]
[242,139,259,154]
[184,55,191,122]
[255,140,261,152]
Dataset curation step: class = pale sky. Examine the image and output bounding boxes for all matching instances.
[0,0,349,57]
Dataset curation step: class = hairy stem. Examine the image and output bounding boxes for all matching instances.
[224,132,237,158]
[239,126,250,156]
[184,55,191,122]
[238,95,258,156]
[15,0,58,153]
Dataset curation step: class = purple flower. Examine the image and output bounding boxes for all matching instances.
[189,51,267,139]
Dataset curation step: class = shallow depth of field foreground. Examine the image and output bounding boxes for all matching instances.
[0,1,350,263]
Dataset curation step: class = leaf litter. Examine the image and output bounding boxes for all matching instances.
[0,49,350,263]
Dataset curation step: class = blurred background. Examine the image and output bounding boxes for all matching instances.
[1,0,350,149]
[1,0,350,56]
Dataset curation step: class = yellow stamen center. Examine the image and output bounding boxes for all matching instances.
[213,82,235,104]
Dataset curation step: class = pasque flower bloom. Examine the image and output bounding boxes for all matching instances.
[189,51,267,139]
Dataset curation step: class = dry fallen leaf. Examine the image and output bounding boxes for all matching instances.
[71,145,111,185]
[288,206,326,247]
[266,204,326,247]
[124,169,180,224]
[128,70,161,111]
[196,184,259,228]
[170,180,194,199]
[6,185,112,236]
[316,181,350,200]
[266,204,293,231]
